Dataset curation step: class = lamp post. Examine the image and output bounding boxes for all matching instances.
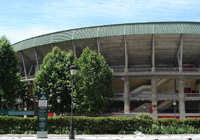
[57,96,61,116]
[69,65,77,140]
[143,104,146,113]
[16,96,23,110]
[1,97,4,110]
[173,99,176,119]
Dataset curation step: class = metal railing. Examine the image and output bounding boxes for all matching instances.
[112,69,124,73]
[112,67,200,73]
[185,93,200,97]
[183,68,200,72]
[155,67,179,72]
[131,93,151,99]
[157,93,176,99]
[112,92,200,101]
[129,68,152,72]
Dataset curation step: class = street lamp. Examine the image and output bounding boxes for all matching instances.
[143,104,146,112]
[57,96,61,116]
[1,97,5,110]
[173,99,176,119]
[16,96,23,110]
[69,65,77,140]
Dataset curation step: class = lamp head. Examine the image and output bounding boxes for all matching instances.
[70,65,77,76]
[173,99,176,106]
[57,96,61,103]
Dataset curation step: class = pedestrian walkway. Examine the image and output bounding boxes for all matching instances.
[0,134,199,140]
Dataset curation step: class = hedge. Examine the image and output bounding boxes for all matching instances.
[0,116,200,134]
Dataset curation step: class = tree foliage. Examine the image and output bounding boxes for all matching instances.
[0,36,20,108]
[15,80,32,110]
[34,46,75,112]
[74,47,114,115]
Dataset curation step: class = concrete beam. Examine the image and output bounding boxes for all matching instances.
[28,65,33,76]
[97,38,101,54]
[124,36,128,72]
[114,72,200,77]
[151,35,155,71]
[33,47,44,59]
[33,48,41,72]
[72,40,82,57]
[174,34,183,70]
[20,51,35,66]
[114,73,200,80]
[20,51,27,79]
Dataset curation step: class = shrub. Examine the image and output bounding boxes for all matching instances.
[183,118,200,128]
[0,116,199,134]
[0,116,36,134]
[136,113,153,120]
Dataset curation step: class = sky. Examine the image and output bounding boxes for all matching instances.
[0,0,200,44]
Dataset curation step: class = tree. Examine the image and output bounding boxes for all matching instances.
[74,47,114,115]
[0,36,20,109]
[15,80,31,110]
[34,46,75,113]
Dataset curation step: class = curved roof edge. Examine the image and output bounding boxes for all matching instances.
[13,21,200,52]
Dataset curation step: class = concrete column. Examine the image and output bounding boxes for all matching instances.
[179,78,185,119]
[152,35,155,72]
[151,79,157,119]
[124,36,129,72]
[97,38,101,54]
[124,78,130,114]
[178,35,183,72]
[20,51,27,80]
[34,48,39,72]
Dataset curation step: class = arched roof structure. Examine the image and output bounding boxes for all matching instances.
[12,22,200,79]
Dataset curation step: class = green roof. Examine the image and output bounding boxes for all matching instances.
[13,21,200,51]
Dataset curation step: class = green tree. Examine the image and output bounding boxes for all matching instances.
[0,36,20,109]
[15,80,32,110]
[34,46,75,113]
[74,47,114,115]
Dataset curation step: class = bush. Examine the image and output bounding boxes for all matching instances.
[136,113,153,120]
[0,116,36,134]
[0,116,199,134]
[183,118,200,128]
[157,118,181,127]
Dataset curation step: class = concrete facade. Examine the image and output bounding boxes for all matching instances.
[13,22,200,119]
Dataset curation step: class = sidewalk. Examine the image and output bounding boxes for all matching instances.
[0,134,199,140]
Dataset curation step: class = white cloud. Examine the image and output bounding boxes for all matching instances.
[1,0,200,43]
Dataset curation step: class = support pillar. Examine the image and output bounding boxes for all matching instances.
[124,78,130,114]
[151,35,155,72]
[34,48,39,72]
[151,79,157,119]
[124,36,129,72]
[178,35,183,72]
[179,78,185,119]
[97,38,101,54]
[20,51,27,80]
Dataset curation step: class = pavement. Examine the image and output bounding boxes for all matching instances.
[0,134,199,140]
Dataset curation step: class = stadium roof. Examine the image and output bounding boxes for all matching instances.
[13,21,200,52]
[13,22,200,78]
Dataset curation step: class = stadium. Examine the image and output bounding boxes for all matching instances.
[13,22,200,119]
